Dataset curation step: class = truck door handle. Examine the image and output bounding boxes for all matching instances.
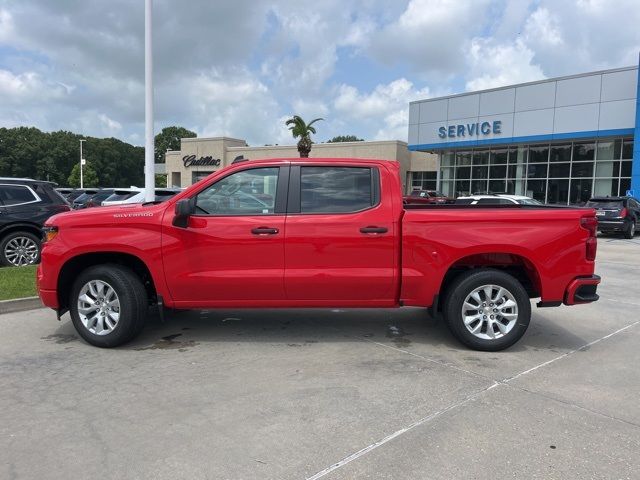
[251,227,279,235]
[360,226,388,234]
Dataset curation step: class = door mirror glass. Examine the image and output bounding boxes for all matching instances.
[173,198,195,227]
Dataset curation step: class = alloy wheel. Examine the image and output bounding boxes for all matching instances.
[77,280,121,335]
[461,284,519,340]
[4,236,39,266]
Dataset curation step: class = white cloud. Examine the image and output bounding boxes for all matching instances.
[334,78,431,140]
[370,0,492,75]
[465,38,545,91]
[0,0,639,147]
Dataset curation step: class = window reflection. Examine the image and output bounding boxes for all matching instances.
[301,167,373,213]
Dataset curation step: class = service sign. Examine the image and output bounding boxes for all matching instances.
[438,120,502,139]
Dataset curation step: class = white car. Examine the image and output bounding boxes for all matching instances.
[101,188,182,206]
[455,194,542,205]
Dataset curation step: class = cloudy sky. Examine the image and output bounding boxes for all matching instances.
[1,0,639,146]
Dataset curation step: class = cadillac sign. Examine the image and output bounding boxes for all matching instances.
[182,155,222,167]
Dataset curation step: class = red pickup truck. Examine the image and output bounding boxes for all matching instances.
[37,158,600,351]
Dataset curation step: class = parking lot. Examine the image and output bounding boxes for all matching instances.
[1,238,639,480]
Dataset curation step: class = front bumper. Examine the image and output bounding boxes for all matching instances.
[564,275,600,305]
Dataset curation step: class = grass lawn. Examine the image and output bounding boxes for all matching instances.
[0,265,38,301]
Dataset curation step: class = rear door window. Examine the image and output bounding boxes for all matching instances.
[300,167,375,213]
[586,200,623,209]
[0,185,39,206]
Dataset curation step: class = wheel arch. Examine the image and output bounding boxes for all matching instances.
[437,252,542,310]
[57,252,157,312]
[0,223,43,240]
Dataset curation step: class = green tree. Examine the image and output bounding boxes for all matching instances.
[327,135,364,143]
[285,115,323,158]
[154,126,197,163]
[155,174,167,187]
[67,163,99,188]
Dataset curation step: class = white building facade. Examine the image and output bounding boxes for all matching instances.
[408,64,640,204]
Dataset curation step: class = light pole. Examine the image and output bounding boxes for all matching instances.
[144,0,154,202]
[79,139,86,188]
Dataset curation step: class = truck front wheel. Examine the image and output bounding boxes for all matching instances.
[443,269,531,351]
[69,264,148,347]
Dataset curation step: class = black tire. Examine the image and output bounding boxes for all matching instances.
[443,269,531,351]
[0,231,41,267]
[69,264,148,347]
[624,220,636,239]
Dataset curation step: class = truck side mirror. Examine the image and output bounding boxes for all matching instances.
[173,198,195,228]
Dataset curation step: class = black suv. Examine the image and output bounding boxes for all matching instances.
[586,196,640,239]
[0,178,70,266]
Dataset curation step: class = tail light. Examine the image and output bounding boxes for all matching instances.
[619,207,628,218]
[580,216,597,261]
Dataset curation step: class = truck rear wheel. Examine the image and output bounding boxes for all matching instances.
[443,269,531,351]
[69,264,148,347]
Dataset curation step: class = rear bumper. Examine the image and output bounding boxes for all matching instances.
[597,219,628,231]
[564,275,600,305]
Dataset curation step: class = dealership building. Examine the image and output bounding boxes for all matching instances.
[408,64,640,204]
[161,137,437,192]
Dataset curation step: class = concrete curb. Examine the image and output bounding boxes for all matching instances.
[0,296,44,315]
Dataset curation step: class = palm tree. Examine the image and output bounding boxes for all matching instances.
[285,115,323,157]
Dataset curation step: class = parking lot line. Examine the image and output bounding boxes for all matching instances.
[306,318,640,480]
[306,382,501,480]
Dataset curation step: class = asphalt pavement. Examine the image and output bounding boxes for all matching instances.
[1,236,639,479]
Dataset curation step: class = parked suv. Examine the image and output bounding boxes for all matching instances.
[586,196,640,238]
[0,178,70,266]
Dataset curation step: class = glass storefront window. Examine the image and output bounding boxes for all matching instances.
[594,178,619,197]
[550,144,571,162]
[437,137,631,203]
[471,165,488,179]
[456,151,472,166]
[506,179,525,196]
[529,144,549,163]
[455,180,470,196]
[620,178,631,195]
[507,163,526,179]
[527,163,548,179]
[489,165,507,178]
[595,162,620,178]
[456,166,471,179]
[440,181,454,196]
[569,178,593,204]
[440,167,455,181]
[490,149,508,164]
[509,146,528,164]
[596,140,622,161]
[526,180,546,202]
[547,179,569,204]
[471,179,488,194]
[571,162,594,178]
[441,152,455,166]
[489,180,506,193]
[573,142,595,161]
[548,162,570,178]
[473,150,490,165]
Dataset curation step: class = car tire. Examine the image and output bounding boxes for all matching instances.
[69,264,148,347]
[624,220,636,239]
[443,268,531,352]
[0,231,41,267]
